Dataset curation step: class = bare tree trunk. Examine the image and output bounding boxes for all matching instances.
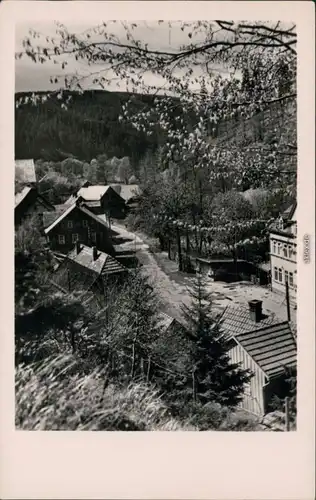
[176,227,182,271]
[131,339,136,379]
[198,231,203,255]
[186,229,190,254]
[146,357,151,383]
[70,326,76,353]
[192,368,197,402]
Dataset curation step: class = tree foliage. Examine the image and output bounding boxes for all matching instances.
[16,20,297,191]
[182,271,252,407]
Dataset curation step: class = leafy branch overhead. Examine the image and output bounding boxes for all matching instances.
[16,20,296,189]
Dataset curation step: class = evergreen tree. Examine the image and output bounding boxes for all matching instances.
[182,270,252,407]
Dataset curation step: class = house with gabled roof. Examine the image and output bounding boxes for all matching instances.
[269,202,297,301]
[15,186,55,226]
[220,299,297,416]
[15,159,37,185]
[50,243,128,296]
[43,201,114,255]
[111,184,142,211]
[65,185,126,218]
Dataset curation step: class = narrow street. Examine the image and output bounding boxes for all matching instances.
[109,221,192,322]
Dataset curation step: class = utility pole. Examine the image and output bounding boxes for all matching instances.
[285,280,291,323]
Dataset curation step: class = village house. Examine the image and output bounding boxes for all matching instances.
[64,180,92,205]
[15,186,55,226]
[111,184,142,211]
[50,243,128,296]
[219,299,296,416]
[15,159,37,185]
[43,201,114,255]
[65,185,126,218]
[269,203,297,302]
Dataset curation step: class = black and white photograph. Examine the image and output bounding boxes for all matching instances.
[14,16,300,432]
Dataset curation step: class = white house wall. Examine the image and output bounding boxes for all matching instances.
[269,232,297,300]
[229,343,267,416]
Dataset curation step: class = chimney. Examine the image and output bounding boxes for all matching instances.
[92,246,98,261]
[76,241,81,254]
[248,300,263,323]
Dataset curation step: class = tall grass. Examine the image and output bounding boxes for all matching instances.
[15,355,195,431]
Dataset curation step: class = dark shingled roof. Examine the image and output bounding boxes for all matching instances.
[233,322,297,378]
[50,244,127,293]
[219,305,280,338]
[68,244,126,276]
[51,261,99,293]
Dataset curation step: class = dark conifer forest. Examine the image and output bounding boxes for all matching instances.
[15,90,162,164]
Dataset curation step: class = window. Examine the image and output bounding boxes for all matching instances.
[58,234,65,245]
[274,267,278,281]
[272,241,276,254]
[91,232,97,242]
[288,245,293,258]
[289,272,294,287]
[72,233,79,243]
[67,220,73,229]
[285,270,289,283]
[278,268,283,282]
[283,245,288,258]
[277,243,281,255]
[83,220,88,227]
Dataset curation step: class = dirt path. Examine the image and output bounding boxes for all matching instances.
[109,222,192,321]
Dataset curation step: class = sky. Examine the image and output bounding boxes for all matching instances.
[15,20,233,93]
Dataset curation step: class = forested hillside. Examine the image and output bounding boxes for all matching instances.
[15,89,296,192]
[15,90,163,164]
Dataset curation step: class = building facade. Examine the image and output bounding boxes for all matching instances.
[269,203,297,301]
[43,202,114,255]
